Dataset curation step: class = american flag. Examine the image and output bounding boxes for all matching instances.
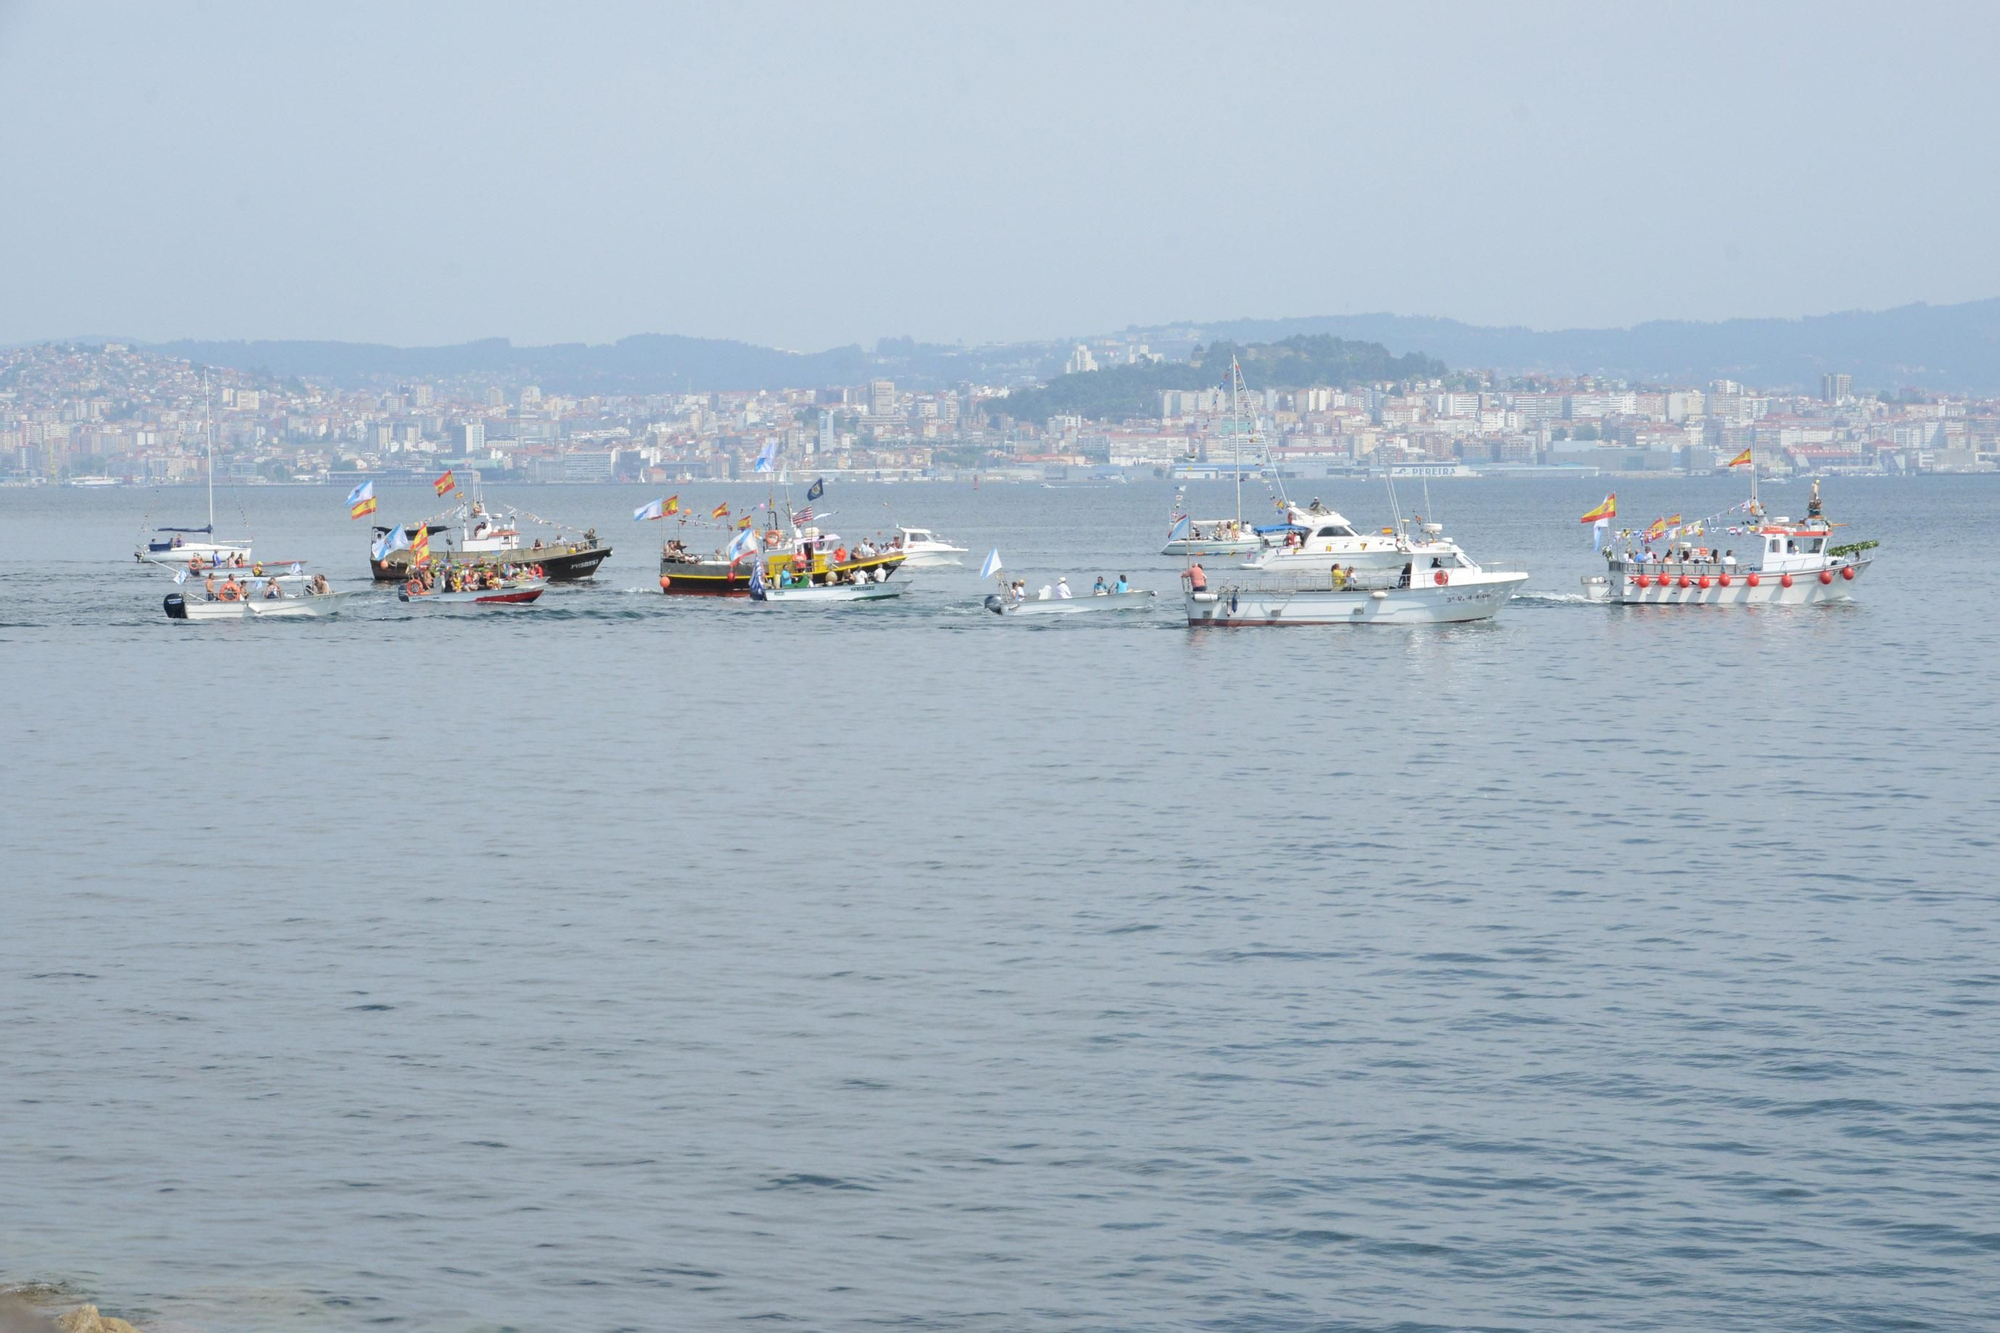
[791,506,813,525]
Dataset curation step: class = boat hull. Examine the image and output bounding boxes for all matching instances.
[372,542,608,583]
[1583,559,1869,605]
[164,591,346,620]
[989,591,1157,616]
[756,583,904,603]
[661,551,905,596]
[1186,573,1528,626]
[398,581,547,606]
[1163,538,1260,556]
[894,550,965,567]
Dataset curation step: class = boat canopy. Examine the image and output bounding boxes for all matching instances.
[155,525,214,533]
[1254,522,1308,535]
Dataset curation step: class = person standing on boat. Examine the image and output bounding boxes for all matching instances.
[1056,577,1072,599]
[1187,563,1207,593]
[1113,574,1129,594]
[1092,577,1108,596]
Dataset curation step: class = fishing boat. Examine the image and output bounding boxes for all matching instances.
[1581,478,1874,606]
[371,497,609,583]
[660,522,904,596]
[1184,551,1527,626]
[1238,502,1468,574]
[1161,359,1265,556]
[135,375,253,568]
[889,526,967,566]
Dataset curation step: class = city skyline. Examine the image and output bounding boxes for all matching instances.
[4,1,2000,349]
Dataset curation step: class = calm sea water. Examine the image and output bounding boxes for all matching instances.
[3,475,1997,1332]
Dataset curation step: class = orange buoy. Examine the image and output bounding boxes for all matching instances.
[659,574,672,591]
[1678,574,1692,589]
[1635,574,1650,588]
[1698,575,1711,590]
[1746,573,1760,587]
[1719,573,1731,587]
[1841,566,1855,580]
[1819,570,1834,584]
[1781,573,1794,588]
[1433,569,1448,586]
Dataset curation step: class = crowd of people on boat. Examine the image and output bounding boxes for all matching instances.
[1616,545,1741,568]
[199,570,333,603]
[1004,573,1131,602]
[403,561,544,597]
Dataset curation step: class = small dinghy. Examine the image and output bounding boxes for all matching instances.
[985,589,1157,616]
[398,578,546,606]
[754,581,903,604]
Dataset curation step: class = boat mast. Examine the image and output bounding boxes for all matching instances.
[1232,355,1244,528]
[203,371,215,533]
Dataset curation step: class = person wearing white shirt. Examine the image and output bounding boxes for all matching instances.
[1056,577,1072,599]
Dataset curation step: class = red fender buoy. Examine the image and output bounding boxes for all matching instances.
[1678,574,1692,589]
[1841,566,1855,581]
[1781,573,1794,588]
[1819,570,1834,584]
[1697,575,1711,590]
[1718,573,1731,587]
[1746,572,1760,587]
[659,574,672,591]
[1635,574,1650,588]
[1433,569,1448,586]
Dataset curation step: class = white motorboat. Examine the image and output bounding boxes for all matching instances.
[985,588,1157,616]
[1236,503,1460,574]
[1581,478,1873,606]
[164,583,349,621]
[755,581,904,604]
[890,526,967,566]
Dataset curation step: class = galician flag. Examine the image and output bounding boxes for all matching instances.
[979,548,1003,579]
[634,497,666,521]
[1169,513,1192,540]
[725,527,759,562]
[346,480,376,519]
[372,525,412,562]
[1728,448,1753,467]
[753,440,779,473]
[1579,493,1616,524]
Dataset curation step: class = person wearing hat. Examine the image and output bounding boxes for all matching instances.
[1056,576,1072,599]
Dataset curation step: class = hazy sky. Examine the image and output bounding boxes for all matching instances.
[3,0,1998,350]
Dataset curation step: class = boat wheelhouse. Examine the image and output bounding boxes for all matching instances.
[890,527,967,566]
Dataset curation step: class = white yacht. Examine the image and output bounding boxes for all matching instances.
[1185,554,1527,626]
[135,375,252,569]
[1236,502,1469,574]
[890,526,967,566]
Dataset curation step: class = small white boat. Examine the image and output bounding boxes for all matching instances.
[986,589,1157,616]
[1162,519,1261,557]
[755,581,904,604]
[164,587,349,621]
[398,579,547,606]
[890,526,967,566]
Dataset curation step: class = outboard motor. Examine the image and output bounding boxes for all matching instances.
[983,593,1004,615]
[163,593,188,620]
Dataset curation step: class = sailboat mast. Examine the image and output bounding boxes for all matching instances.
[203,371,215,532]
[1232,356,1243,526]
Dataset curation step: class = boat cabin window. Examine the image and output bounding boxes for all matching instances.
[906,530,931,542]
[1807,537,1824,553]
[1768,538,1781,554]
[1315,525,1356,538]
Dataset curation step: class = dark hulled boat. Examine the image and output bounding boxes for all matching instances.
[370,499,610,583]
[659,532,904,596]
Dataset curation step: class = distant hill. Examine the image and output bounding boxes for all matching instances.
[1135,298,2000,394]
[987,335,1446,421]
[146,334,874,394]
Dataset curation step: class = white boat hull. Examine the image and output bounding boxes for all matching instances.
[1186,572,1528,626]
[165,590,348,620]
[894,550,964,567]
[755,582,904,603]
[991,590,1157,616]
[1583,560,1869,606]
[1163,537,1260,556]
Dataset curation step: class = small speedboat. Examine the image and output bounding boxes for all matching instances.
[398,579,547,606]
[165,587,349,620]
[985,589,1157,616]
[755,581,904,604]
[890,526,967,566]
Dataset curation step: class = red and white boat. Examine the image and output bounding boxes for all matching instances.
[1582,479,1875,606]
[397,577,547,607]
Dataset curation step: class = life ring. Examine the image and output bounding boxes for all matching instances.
[659,574,672,590]
[763,529,782,548]
[218,584,240,602]
[405,579,421,596]
[1433,569,1448,586]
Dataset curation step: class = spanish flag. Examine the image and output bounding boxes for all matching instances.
[410,525,431,564]
[736,513,755,530]
[711,502,730,520]
[434,469,456,496]
[1579,493,1616,524]
[1727,448,1753,468]
[1645,517,1668,540]
[664,495,679,515]
[346,480,376,520]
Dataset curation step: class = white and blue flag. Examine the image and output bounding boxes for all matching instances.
[633,497,665,521]
[979,547,1003,580]
[371,525,412,562]
[1591,517,1609,552]
[726,527,759,561]
[1168,514,1192,541]
[345,479,374,508]
[754,440,779,473]
[174,566,189,585]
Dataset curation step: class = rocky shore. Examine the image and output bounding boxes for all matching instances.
[0,1295,143,1333]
